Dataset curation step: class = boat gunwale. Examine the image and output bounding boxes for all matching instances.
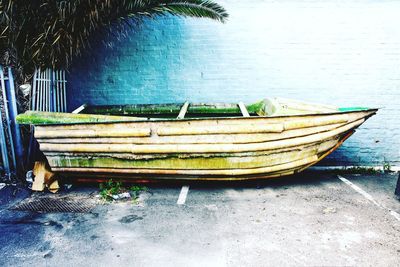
[32,108,378,127]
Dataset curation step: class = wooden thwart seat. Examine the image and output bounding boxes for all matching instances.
[238,102,250,117]
[177,101,190,119]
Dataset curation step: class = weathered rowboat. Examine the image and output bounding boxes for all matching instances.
[17,98,377,181]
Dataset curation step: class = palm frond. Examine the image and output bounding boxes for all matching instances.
[157,1,228,22]
[0,0,228,71]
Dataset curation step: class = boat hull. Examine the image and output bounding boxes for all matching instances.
[33,109,377,180]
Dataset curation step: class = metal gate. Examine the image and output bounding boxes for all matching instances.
[30,69,67,112]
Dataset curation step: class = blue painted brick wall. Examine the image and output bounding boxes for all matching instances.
[68,0,400,167]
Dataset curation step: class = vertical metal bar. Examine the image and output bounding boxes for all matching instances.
[0,109,10,175]
[42,69,45,111]
[0,67,10,175]
[31,68,37,110]
[61,70,67,112]
[48,69,52,111]
[0,66,16,171]
[43,68,47,111]
[51,69,55,112]
[35,68,39,110]
[38,68,43,111]
[36,68,41,111]
[45,69,49,111]
[58,70,62,112]
[53,70,57,112]
[56,70,60,112]
[6,67,24,172]
[59,70,63,112]
[37,68,41,110]
[54,70,57,112]
[44,69,47,111]
[60,70,63,112]
[60,70,64,112]
[43,69,46,111]
[41,68,44,111]
[47,69,51,111]
[57,70,61,112]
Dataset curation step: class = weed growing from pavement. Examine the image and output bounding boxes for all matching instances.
[99,179,147,202]
[383,161,392,173]
[130,185,148,199]
[99,179,122,201]
[334,166,381,175]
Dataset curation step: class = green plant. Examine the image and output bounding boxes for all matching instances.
[99,179,148,202]
[99,179,123,201]
[129,185,148,204]
[130,185,148,199]
[383,161,391,173]
[334,166,380,175]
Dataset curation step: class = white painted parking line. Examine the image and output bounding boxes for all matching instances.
[338,175,400,222]
[177,185,189,205]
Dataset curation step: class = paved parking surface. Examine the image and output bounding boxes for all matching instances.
[0,171,399,266]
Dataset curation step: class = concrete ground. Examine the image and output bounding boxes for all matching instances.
[0,171,399,267]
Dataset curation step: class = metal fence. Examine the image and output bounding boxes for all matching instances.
[31,69,67,112]
[0,67,67,180]
[0,66,24,179]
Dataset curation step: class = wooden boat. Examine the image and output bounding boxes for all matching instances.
[17,98,377,181]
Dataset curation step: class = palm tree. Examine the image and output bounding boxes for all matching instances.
[0,0,227,179]
[0,0,228,74]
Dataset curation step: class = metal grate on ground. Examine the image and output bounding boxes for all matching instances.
[11,197,96,213]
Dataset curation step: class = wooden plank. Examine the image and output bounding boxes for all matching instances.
[50,155,319,176]
[158,123,284,136]
[72,104,88,114]
[177,101,189,119]
[273,97,338,112]
[45,139,338,170]
[42,137,339,158]
[32,161,46,191]
[32,161,58,192]
[36,128,151,138]
[38,118,364,153]
[64,169,296,181]
[17,111,146,125]
[36,122,347,144]
[238,102,250,117]
[296,130,355,173]
[34,110,371,143]
[84,102,244,116]
[31,110,373,132]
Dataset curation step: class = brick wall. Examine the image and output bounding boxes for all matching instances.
[67,0,400,167]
